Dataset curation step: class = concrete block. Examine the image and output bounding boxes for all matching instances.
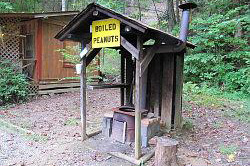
[141,117,160,147]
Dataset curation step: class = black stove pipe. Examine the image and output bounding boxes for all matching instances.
[179,2,197,42]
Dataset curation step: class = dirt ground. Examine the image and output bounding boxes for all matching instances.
[0,89,249,166]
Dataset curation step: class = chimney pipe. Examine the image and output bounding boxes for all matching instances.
[179,2,197,42]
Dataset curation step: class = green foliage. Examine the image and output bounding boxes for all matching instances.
[186,0,250,94]
[183,82,250,123]
[0,59,29,105]
[182,118,194,130]
[64,118,79,126]
[57,45,81,64]
[223,97,250,123]
[56,45,101,82]
[100,48,120,76]
[96,0,126,13]
[0,2,13,12]
[183,82,226,108]
[219,145,237,155]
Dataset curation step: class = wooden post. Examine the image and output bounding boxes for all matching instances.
[150,56,162,117]
[155,137,179,166]
[174,53,184,129]
[135,36,143,159]
[125,53,133,105]
[120,54,125,105]
[80,57,87,140]
[161,55,174,130]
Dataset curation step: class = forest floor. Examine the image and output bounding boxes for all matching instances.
[0,89,249,166]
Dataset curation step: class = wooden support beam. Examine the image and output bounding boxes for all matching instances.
[143,43,186,54]
[87,130,102,138]
[161,55,174,130]
[80,40,101,67]
[109,149,155,166]
[59,8,95,40]
[80,41,92,58]
[174,53,184,129]
[135,35,143,159]
[96,7,146,33]
[80,57,87,140]
[109,152,141,165]
[87,83,129,90]
[149,56,162,117]
[86,48,102,66]
[140,41,161,76]
[121,36,139,60]
[120,55,125,105]
[125,53,133,105]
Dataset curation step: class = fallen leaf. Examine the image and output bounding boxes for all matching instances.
[227,154,235,162]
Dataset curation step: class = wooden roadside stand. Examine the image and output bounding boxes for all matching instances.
[55,2,197,165]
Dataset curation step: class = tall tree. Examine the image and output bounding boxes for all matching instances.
[61,0,66,11]
[166,0,176,32]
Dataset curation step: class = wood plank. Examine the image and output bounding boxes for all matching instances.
[38,87,79,95]
[161,55,174,130]
[121,36,139,60]
[87,130,102,138]
[43,19,68,27]
[109,152,141,166]
[144,43,186,54]
[36,19,43,81]
[39,82,80,90]
[59,8,95,40]
[125,53,133,105]
[174,53,184,129]
[135,35,143,159]
[87,83,129,90]
[86,48,102,66]
[80,57,87,140]
[96,7,146,33]
[149,56,161,117]
[140,41,161,76]
[80,41,92,58]
[120,55,125,105]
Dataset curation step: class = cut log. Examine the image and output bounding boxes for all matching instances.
[155,137,179,166]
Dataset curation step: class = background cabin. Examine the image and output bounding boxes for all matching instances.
[0,12,88,94]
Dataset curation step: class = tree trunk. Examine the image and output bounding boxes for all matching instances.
[175,0,180,23]
[166,0,176,32]
[62,0,66,11]
[155,137,179,166]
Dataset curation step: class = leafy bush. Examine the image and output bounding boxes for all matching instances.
[185,0,250,94]
[57,45,101,82]
[100,48,120,76]
[0,59,29,105]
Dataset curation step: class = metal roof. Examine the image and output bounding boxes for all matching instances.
[55,3,195,48]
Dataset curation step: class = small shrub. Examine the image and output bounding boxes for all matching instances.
[182,118,194,130]
[0,59,29,105]
[64,118,79,126]
[219,145,237,155]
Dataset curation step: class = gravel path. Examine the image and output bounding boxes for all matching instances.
[0,89,249,166]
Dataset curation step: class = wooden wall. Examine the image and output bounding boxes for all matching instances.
[147,53,184,130]
[40,18,78,83]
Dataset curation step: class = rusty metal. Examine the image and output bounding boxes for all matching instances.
[119,105,135,112]
[113,111,135,142]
